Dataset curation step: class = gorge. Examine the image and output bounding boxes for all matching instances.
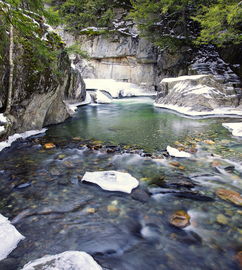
[0,1,242,270]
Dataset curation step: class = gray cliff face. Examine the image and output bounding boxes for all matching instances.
[0,48,85,136]
[57,28,190,91]
[155,75,240,112]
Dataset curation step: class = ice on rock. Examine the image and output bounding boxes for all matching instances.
[0,214,25,261]
[81,171,139,193]
[21,251,102,270]
[167,146,192,158]
[0,129,47,152]
[222,123,242,137]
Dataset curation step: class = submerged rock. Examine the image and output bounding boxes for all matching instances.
[235,251,242,268]
[81,171,139,193]
[43,143,56,149]
[216,214,229,225]
[21,251,102,270]
[0,214,25,261]
[169,210,191,228]
[216,188,242,206]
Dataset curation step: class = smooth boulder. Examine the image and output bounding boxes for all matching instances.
[155,75,240,116]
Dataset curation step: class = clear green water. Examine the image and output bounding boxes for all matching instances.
[0,97,242,270]
[47,97,237,152]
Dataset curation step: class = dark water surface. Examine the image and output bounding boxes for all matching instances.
[0,97,242,270]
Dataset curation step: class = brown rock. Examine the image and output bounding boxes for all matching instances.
[43,143,55,149]
[169,161,181,167]
[235,251,242,268]
[216,188,242,206]
[204,140,215,145]
[169,210,191,228]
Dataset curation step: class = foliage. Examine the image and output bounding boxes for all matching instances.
[0,0,65,78]
[64,43,90,59]
[129,0,242,48]
[194,0,242,46]
[48,0,132,33]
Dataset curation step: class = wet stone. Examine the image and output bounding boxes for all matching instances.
[235,251,242,267]
[169,210,191,228]
[216,188,242,206]
[131,189,150,203]
[50,167,62,176]
[43,143,56,149]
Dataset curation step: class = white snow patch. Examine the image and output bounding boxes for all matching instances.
[0,129,47,152]
[81,171,139,193]
[21,251,102,270]
[222,122,242,137]
[0,214,25,261]
[95,90,112,104]
[154,103,242,118]
[162,75,207,83]
[0,114,7,123]
[84,79,155,98]
[167,146,191,158]
[0,126,5,133]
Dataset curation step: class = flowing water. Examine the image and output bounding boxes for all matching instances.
[0,97,242,270]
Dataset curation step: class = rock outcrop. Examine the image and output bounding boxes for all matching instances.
[0,24,85,137]
[155,74,241,116]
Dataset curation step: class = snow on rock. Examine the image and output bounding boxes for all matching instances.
[95,90,113,104]
[84,79,155,98]
[0,214,25,261]
[155,75,240,116]
[167,146,192,158]
[0,114,7,124]
[222,123,242,137]
[21,251,102,270]
[0,129,47,152]
[0,126,5,133]
[154,103,242,118]
[81,171,139,193]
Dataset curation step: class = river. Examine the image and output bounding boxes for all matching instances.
[0,97,241,269]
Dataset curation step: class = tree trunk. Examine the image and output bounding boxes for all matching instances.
[5,24,14,113]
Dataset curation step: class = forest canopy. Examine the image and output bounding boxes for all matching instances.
[47,0,242,48]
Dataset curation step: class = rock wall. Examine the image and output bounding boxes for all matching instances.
[57,28,191,91]
[0,34,85,136]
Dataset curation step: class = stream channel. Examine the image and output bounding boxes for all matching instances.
[0,97,242,269]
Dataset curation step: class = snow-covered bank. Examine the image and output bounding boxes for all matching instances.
[0,214,25,261]
[21,251,102,270]
[154,103,242,118]
[222,123,242,137]
[0,129,47,152]
[84,79,156,98]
